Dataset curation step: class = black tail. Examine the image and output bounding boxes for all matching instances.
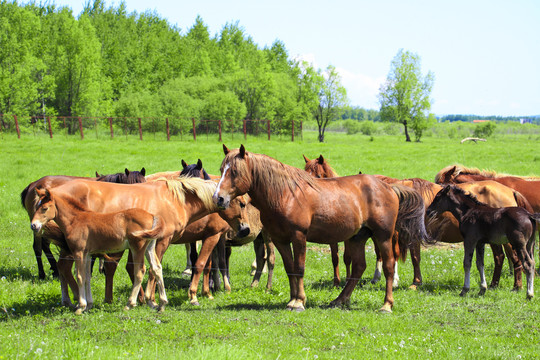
[391,184,434,245]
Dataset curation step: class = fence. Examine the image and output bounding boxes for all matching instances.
[0,115,303,141]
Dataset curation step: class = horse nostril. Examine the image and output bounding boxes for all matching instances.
[217,197,224,206]
[238,226,250,238]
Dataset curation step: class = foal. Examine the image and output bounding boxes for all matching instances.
[31,188,167,314]
[427,185,539,299]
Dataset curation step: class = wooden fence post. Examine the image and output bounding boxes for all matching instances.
[291,119,295,142]
[109,117,114,138]
[243,119,247,140]
[218,120,222,142]
[138,117,143,140]
[192,118,196,141]
[14,115,20,139]
[166,118,170,141]
[47,116,53,138]
[267,119,270,141]
[78,117,84,140]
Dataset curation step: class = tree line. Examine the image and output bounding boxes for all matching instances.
[0,0,350,140]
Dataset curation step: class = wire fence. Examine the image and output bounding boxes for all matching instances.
[0,115,303,141]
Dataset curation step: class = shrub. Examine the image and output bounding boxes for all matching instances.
[473,121,496,138]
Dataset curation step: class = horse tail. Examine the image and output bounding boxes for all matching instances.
[513,191,534,213]
[20,183,31,208]
[393,231,408,263]
[390,184,433,245]
[134,215,164,240]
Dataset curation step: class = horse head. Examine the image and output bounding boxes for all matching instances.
[180,159,210,180]
[31,188,56,233]
[214,144,251,209]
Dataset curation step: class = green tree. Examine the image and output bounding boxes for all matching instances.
[378,49,434,142]
[313,65,348,142]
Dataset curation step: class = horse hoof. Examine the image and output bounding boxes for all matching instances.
[459,289,469,297]
[294,306,305,312]
[526,294,534,300]
[190,300,200,306]
[478,288,486,296]
[408,284,418,291]
[74,308,84,315]
[157,306,165,313]
[378,305,392,314]
[251,281,259,288]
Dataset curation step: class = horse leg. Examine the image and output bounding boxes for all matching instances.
[488,244,504,288]
[265,235,275,291]
[145,240,168,312]
[84,254,93,310]
[189,234,220,305]
[251,233,266,288]
[103,251,123,304]
[272,239,297,310]
[371,241,382,284]
[125,245,146,310]
[409,240,422,289]
[330,242,340,287]
[144,237,170,308]
[33,234,46,280]
[57,252,76,308]
[182,243,192,276]
[330,235,368,308]
[42,237,58,278]
[461,239,476,297]
[503,243,523,290]
[125,250,146,303]
[290,232,308,311]
[224,245,232,292]
[378,236,397,313]
[73,251,87,315]
[216,235,229,292]
[476,242,487,295]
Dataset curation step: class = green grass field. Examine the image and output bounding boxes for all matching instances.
[0,130,539,359]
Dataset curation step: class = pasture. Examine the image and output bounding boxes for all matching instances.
[0,131,539,359]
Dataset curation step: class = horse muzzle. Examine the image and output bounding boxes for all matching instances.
[236,224,250,238]
[213,193,230,209]
[31,221,42,233]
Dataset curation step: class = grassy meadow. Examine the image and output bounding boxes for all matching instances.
[0,130,539,359]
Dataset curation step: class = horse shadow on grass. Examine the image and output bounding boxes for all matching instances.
[0,265,39,282]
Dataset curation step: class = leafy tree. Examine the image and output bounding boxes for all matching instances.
[473,121,496,138]
[378,49,434,142]
[313,65,348,142]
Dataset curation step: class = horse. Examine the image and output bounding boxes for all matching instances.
[303,154,344,287]
[31,188,166,314]
[213,145,430,312]
[180,160,274,291]
[20,168,147,280]
[435,164,540,212]
[426,185,539,299]
[37,176,238,309]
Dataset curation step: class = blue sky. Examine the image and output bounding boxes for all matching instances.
[54,0,539,116]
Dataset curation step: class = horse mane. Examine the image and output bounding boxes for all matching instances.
[49,190,90,213]
[406,178,438,204]
[20,183,30,208]
[155,176,217,210]
[96,173,128,183]
[224,150,320,209]
[145,171,182,181]
[180,163,211,180]
[435,164,540,183]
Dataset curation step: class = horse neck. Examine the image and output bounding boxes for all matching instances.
[50,195,81,233]
[447,192,480,221]
[183,192,217,223]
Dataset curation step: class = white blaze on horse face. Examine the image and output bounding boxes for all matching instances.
[213,163,230,201]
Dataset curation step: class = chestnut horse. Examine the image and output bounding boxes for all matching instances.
[427,185,539,299]
[31,188,165,314]
[20,168,146,280]
[38,176,234,309]
[213,145,430,312]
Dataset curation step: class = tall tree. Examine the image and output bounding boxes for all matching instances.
[313,65,348,142]
[378,49,434,142]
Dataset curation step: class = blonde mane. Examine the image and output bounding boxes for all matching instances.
[152,176,217,211]
[145,171,182,182]
[223,149,320,209]
[435,164,540,183]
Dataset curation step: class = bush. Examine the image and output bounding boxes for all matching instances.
[359,121,376,135]
[343,119,361,134]
[473,121,496,138]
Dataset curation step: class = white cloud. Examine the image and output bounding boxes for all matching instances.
[336,67,384,109]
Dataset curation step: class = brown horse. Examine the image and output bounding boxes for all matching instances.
[427,185,539,299]
[213,145,430,312]
[38,176,234,309]
[31,188,166,314]
[20,168,146,280]
[303,154,344,287]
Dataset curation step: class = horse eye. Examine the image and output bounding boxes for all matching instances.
[240,202,246,208]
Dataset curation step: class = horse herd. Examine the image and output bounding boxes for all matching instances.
[21,144,540,314]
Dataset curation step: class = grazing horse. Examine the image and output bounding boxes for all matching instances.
[31,188,166,314]
[303,154,344,287]
[426,185,539,299]
[38,176,233,309]
[213,145,430,312]
[20,168,146,280]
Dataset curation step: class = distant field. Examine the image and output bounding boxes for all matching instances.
[0,131,539,359]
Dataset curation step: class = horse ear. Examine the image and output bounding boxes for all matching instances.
[239,144,246,158]
[181,159,188,169]
[358,170,363,175]
[317,155,324,164]
[140,167,146,176]
[95,171,100,177]
[196,159,203,170]
[442,166,456,183]
[36,188,47,198]
[223,144,230,155]
[125,168,130,176]
[303,154,310,163]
